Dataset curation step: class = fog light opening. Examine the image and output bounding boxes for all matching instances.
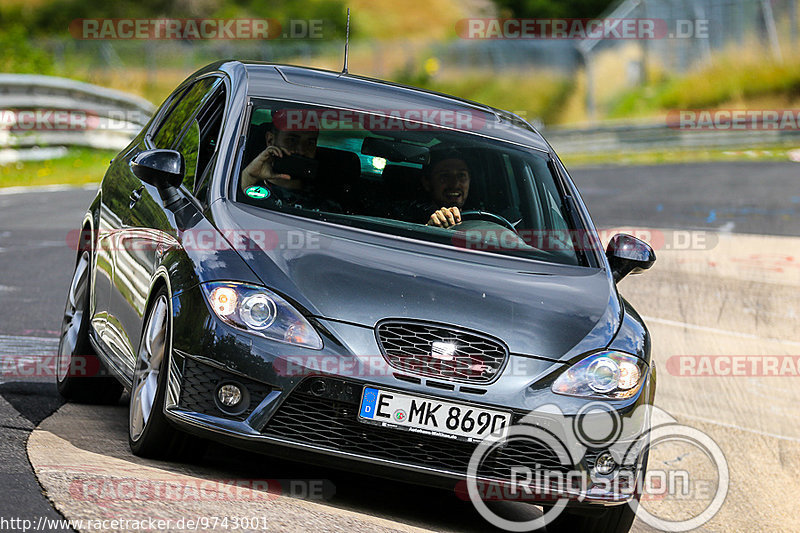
[218,384,242,406]
[214,382,250,416]
[594,451,618,476]
[310,379,327,396]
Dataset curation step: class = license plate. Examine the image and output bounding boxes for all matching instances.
[358,387,511,443]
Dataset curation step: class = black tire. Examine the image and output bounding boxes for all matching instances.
[128,288,205,460]
[56,248,123,404]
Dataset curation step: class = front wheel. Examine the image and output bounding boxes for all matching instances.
[56,249,123,404]
[128,289,203,459]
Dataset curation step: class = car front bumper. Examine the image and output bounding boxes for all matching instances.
[165,288,654,506]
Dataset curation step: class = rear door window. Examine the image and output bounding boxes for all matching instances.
[151,77,225,197]
[152,77,220,150]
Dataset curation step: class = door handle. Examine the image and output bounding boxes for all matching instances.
[129,187,144,209]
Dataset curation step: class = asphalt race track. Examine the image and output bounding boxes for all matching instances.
[572,161,800,237]
[2,161,798,532]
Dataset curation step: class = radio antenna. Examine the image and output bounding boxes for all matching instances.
[342,8,350,74]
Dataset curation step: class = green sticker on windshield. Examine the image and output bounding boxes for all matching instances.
[245,186,270,199]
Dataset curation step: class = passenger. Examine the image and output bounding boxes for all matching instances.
[241,110,343,212]
[240,112,319,192]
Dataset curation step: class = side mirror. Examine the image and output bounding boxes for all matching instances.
[606,233,655,283]
[130,149,184,190]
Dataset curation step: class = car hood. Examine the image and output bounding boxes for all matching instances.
[214,201,621,360]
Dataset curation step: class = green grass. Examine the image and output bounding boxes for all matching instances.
[392,71,575,125]
[0,148,116,188]
[609,53,800,120]
[560,145,800,167]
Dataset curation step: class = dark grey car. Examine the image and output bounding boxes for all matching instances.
[57,61,656,533]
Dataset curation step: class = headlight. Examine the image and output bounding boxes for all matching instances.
[201,282,323,350]
[240,294,277,330]
[551,351,647,399]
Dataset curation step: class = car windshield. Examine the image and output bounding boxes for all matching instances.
[235,99,591,267]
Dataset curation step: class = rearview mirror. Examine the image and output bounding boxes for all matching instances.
[606,234,656,283]
[130,149,184,190]
[361,137,429,164]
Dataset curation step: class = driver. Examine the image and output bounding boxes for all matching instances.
[394,149,472,228]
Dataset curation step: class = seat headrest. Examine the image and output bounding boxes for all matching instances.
[315,146,361,181]
[381,164,424,200]
[313,147,362,201]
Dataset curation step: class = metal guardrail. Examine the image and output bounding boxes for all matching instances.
[0,74,154,152]
[1,74,796,158]
[543,120,800,154]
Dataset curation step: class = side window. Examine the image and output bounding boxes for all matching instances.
[530,159,574,250]
[152,77,219,150]
[521,163,544,231]
[185,86,225,197]
[178,120,201,190]
[150,86,187,139]
[544,188,570,233]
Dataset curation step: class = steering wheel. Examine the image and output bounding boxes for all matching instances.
[457,210,518,233]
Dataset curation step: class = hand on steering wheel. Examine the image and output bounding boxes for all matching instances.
[427,207,463,228]
[456,210,519,233]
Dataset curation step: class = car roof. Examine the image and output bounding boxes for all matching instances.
[233,61,552,152]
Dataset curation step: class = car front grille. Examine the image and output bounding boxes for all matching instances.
[375,321,508,384]
[179,357,271,420]
[261,378,571,482]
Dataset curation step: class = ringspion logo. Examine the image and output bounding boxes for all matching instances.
[465,404,728,532]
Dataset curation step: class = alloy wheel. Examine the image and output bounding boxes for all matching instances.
[129,295,169,442]
[57,251,90,383]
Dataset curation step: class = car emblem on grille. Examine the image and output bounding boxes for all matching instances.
[471,363,497,374]
[431,341,458,360]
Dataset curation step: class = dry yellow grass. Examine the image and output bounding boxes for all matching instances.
[0,0,51,6]
[348,0,487,41]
